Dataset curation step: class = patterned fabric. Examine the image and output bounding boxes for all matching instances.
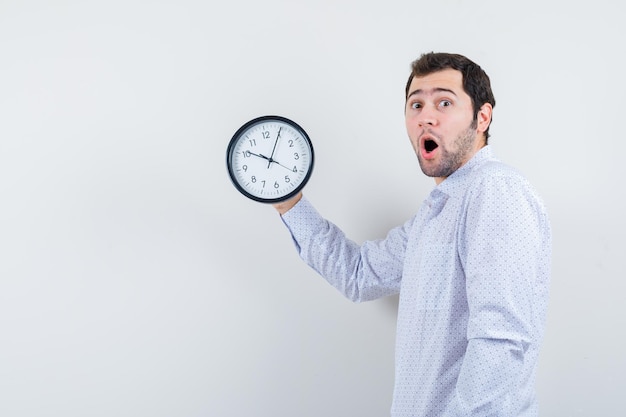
[280,146,551,416]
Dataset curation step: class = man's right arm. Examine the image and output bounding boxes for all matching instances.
[275,193,407,302]
[273,192,303,216]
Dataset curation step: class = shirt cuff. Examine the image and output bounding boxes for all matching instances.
[280,196,326,253]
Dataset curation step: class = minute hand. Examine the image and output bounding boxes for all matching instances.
[267,127,282,168]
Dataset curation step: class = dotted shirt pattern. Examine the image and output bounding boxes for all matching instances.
[281,146,552,417]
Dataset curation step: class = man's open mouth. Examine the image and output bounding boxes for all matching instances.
[424,139,439,153]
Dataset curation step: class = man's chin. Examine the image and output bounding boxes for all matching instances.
[417,157,439,178]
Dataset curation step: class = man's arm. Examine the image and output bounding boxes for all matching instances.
[273,192,303,216]
[453,172,551,414]
[275,193,408,302]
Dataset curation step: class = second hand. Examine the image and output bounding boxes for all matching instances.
[245,150,293,172]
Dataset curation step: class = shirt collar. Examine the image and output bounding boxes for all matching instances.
[433,145,496,197]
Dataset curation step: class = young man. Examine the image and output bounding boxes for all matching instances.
[274,52,551,417]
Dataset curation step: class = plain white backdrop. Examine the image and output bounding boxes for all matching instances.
[1,0,624,415]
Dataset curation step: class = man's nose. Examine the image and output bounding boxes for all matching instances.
[417,105,437,127]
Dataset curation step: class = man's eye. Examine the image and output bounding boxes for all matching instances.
[439,100,452,107]
[411,102,421,109]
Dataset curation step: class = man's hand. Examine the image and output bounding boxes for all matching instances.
[273,192,303,215]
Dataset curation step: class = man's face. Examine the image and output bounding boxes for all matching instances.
[405,68,491,184]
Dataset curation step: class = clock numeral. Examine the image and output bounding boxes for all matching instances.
[242,150,250,158]
[262,131,270,139]
[261,180,266,188]
[249,139,256,147]
[288,139,294,147]
[284,175,291,183]
[292,166,298,172]
[242,165,248,172]
[274,181,280,189]
[251,176,257,183]
[293,152,300,160]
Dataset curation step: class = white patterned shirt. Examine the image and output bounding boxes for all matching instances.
[280,146,552,417]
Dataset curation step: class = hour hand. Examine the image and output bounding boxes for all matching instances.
[245,150,271,162]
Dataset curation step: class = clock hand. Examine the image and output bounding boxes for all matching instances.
[246,149,291,171]
[245,150,272,162]
[267,127,282,168]
[270,158,296,172]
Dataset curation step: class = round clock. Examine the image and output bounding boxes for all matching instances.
[226,115,314,203]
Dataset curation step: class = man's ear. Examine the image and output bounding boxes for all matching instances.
[476,103,493,134]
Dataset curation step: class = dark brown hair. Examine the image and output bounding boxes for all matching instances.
[405,52,496,140]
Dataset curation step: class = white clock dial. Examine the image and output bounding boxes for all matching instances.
[226,116,314,203]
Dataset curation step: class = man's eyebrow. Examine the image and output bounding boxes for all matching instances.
[407,87,458,99]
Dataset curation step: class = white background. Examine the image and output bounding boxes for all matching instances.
[1,0,624,416]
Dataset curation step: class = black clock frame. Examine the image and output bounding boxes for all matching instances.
[226,115,315,203]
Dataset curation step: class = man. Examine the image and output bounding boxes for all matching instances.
[273,52,551,416]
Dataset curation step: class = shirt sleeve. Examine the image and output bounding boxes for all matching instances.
[453,172,552,414]
[280,196,409,302]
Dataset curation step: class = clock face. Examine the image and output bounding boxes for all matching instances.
[226,116,314,203]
